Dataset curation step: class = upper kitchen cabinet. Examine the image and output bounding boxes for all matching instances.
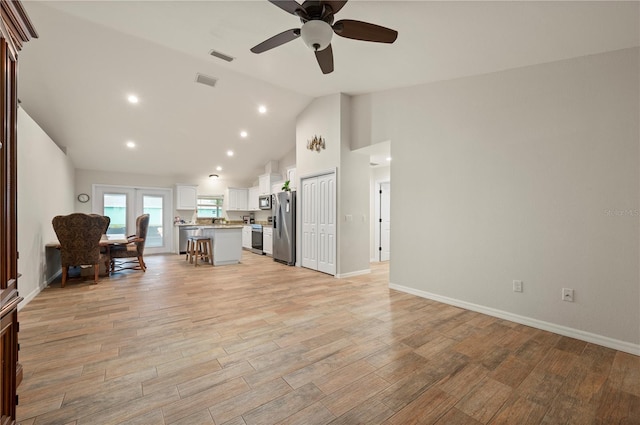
[272,180,284,195]
[286,167,297,190]
[226,188,248,211]
[259,173,282,195]
[176,184,198,210]
[248,186,259,211]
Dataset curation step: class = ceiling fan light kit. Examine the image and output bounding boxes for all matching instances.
[251,0,398,74]
[301,20,333,51]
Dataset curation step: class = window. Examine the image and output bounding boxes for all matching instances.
[142,195,163,248]
[103,193,127,235]
[197,196,223,218]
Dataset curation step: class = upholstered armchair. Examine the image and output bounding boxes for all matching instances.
[91,214,110,233]
[110,214,150,272]
[52,213,110,287]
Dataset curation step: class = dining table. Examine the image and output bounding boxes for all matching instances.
[45,233,129,248]
[45,234,130,277]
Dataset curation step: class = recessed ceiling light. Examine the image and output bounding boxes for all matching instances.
[216,166,222,171]
[209,174,219,180]
[386,157,392,161]
[127,94,139,104]
[240,130,248,138]
[126,141,136,148]
[258,105,267,114]
[227,150,234,157]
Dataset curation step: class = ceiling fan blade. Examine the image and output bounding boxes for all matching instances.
[333,19,398,43]
[315,44,334,74]
[324,1,348,14]
[250,28,301,54]
[268,0,304,15]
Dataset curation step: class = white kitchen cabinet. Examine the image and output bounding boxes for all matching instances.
[286,167,297,190]
[176,184,198,210]
[248,186,259,211]
[226,188,248,211]
[263,226,273,256]
[272,181,284,195]
[259,173,282,195]
[242,225,252,249]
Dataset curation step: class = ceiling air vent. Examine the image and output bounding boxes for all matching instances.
[209,49,234,62]
[195,73,218,88]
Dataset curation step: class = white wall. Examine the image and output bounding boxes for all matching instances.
[17,108,75,307]
[353,47,640,353]
[296,94,342,176]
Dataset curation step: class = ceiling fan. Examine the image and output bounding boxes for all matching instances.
[250,0,398,74]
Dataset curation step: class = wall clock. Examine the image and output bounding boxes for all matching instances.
[77,193,90,203]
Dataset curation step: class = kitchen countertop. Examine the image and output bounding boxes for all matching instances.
[174,223,243,229]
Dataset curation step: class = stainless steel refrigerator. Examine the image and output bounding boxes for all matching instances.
[272,191,295,265]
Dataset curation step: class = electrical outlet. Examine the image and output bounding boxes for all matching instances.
[513,280,523,293]
[562,288,574,302]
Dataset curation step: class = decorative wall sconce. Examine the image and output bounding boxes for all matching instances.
[307,135,326,152]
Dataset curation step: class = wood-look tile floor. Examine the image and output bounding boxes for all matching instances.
[17,252,639,425]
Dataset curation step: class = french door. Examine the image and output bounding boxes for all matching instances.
[92,185,173,254]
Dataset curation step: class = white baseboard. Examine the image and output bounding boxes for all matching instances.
[18,270,59,311]
[337,269,371,279]
[46,269,62,286]
[389,282,640,356]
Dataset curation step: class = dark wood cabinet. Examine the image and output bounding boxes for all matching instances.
[0,1,36,423]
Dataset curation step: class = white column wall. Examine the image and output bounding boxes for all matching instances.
[338,94,370,276]
[295,93,370,276]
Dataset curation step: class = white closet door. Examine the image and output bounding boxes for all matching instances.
[301,177,318,269]
[301,172,336,275]
[318,173,336,275]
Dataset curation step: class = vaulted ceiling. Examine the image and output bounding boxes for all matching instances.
[17,1,639,183]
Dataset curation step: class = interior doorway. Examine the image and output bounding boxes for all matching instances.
[375,181,391,262]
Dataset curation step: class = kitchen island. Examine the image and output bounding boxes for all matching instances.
[177,224,243,266]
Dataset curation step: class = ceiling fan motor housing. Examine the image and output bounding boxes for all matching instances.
[300,20,333,51]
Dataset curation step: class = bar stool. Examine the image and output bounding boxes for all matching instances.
[185,238,195,262]
[188,236,213,266]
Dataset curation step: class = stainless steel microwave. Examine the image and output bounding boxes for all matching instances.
[259,194,272,210]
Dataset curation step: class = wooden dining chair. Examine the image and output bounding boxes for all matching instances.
[52,213,110,287]
[110,214,150,272]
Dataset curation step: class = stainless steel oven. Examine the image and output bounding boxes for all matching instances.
[259,195,272,210]
[251,224,263,254]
